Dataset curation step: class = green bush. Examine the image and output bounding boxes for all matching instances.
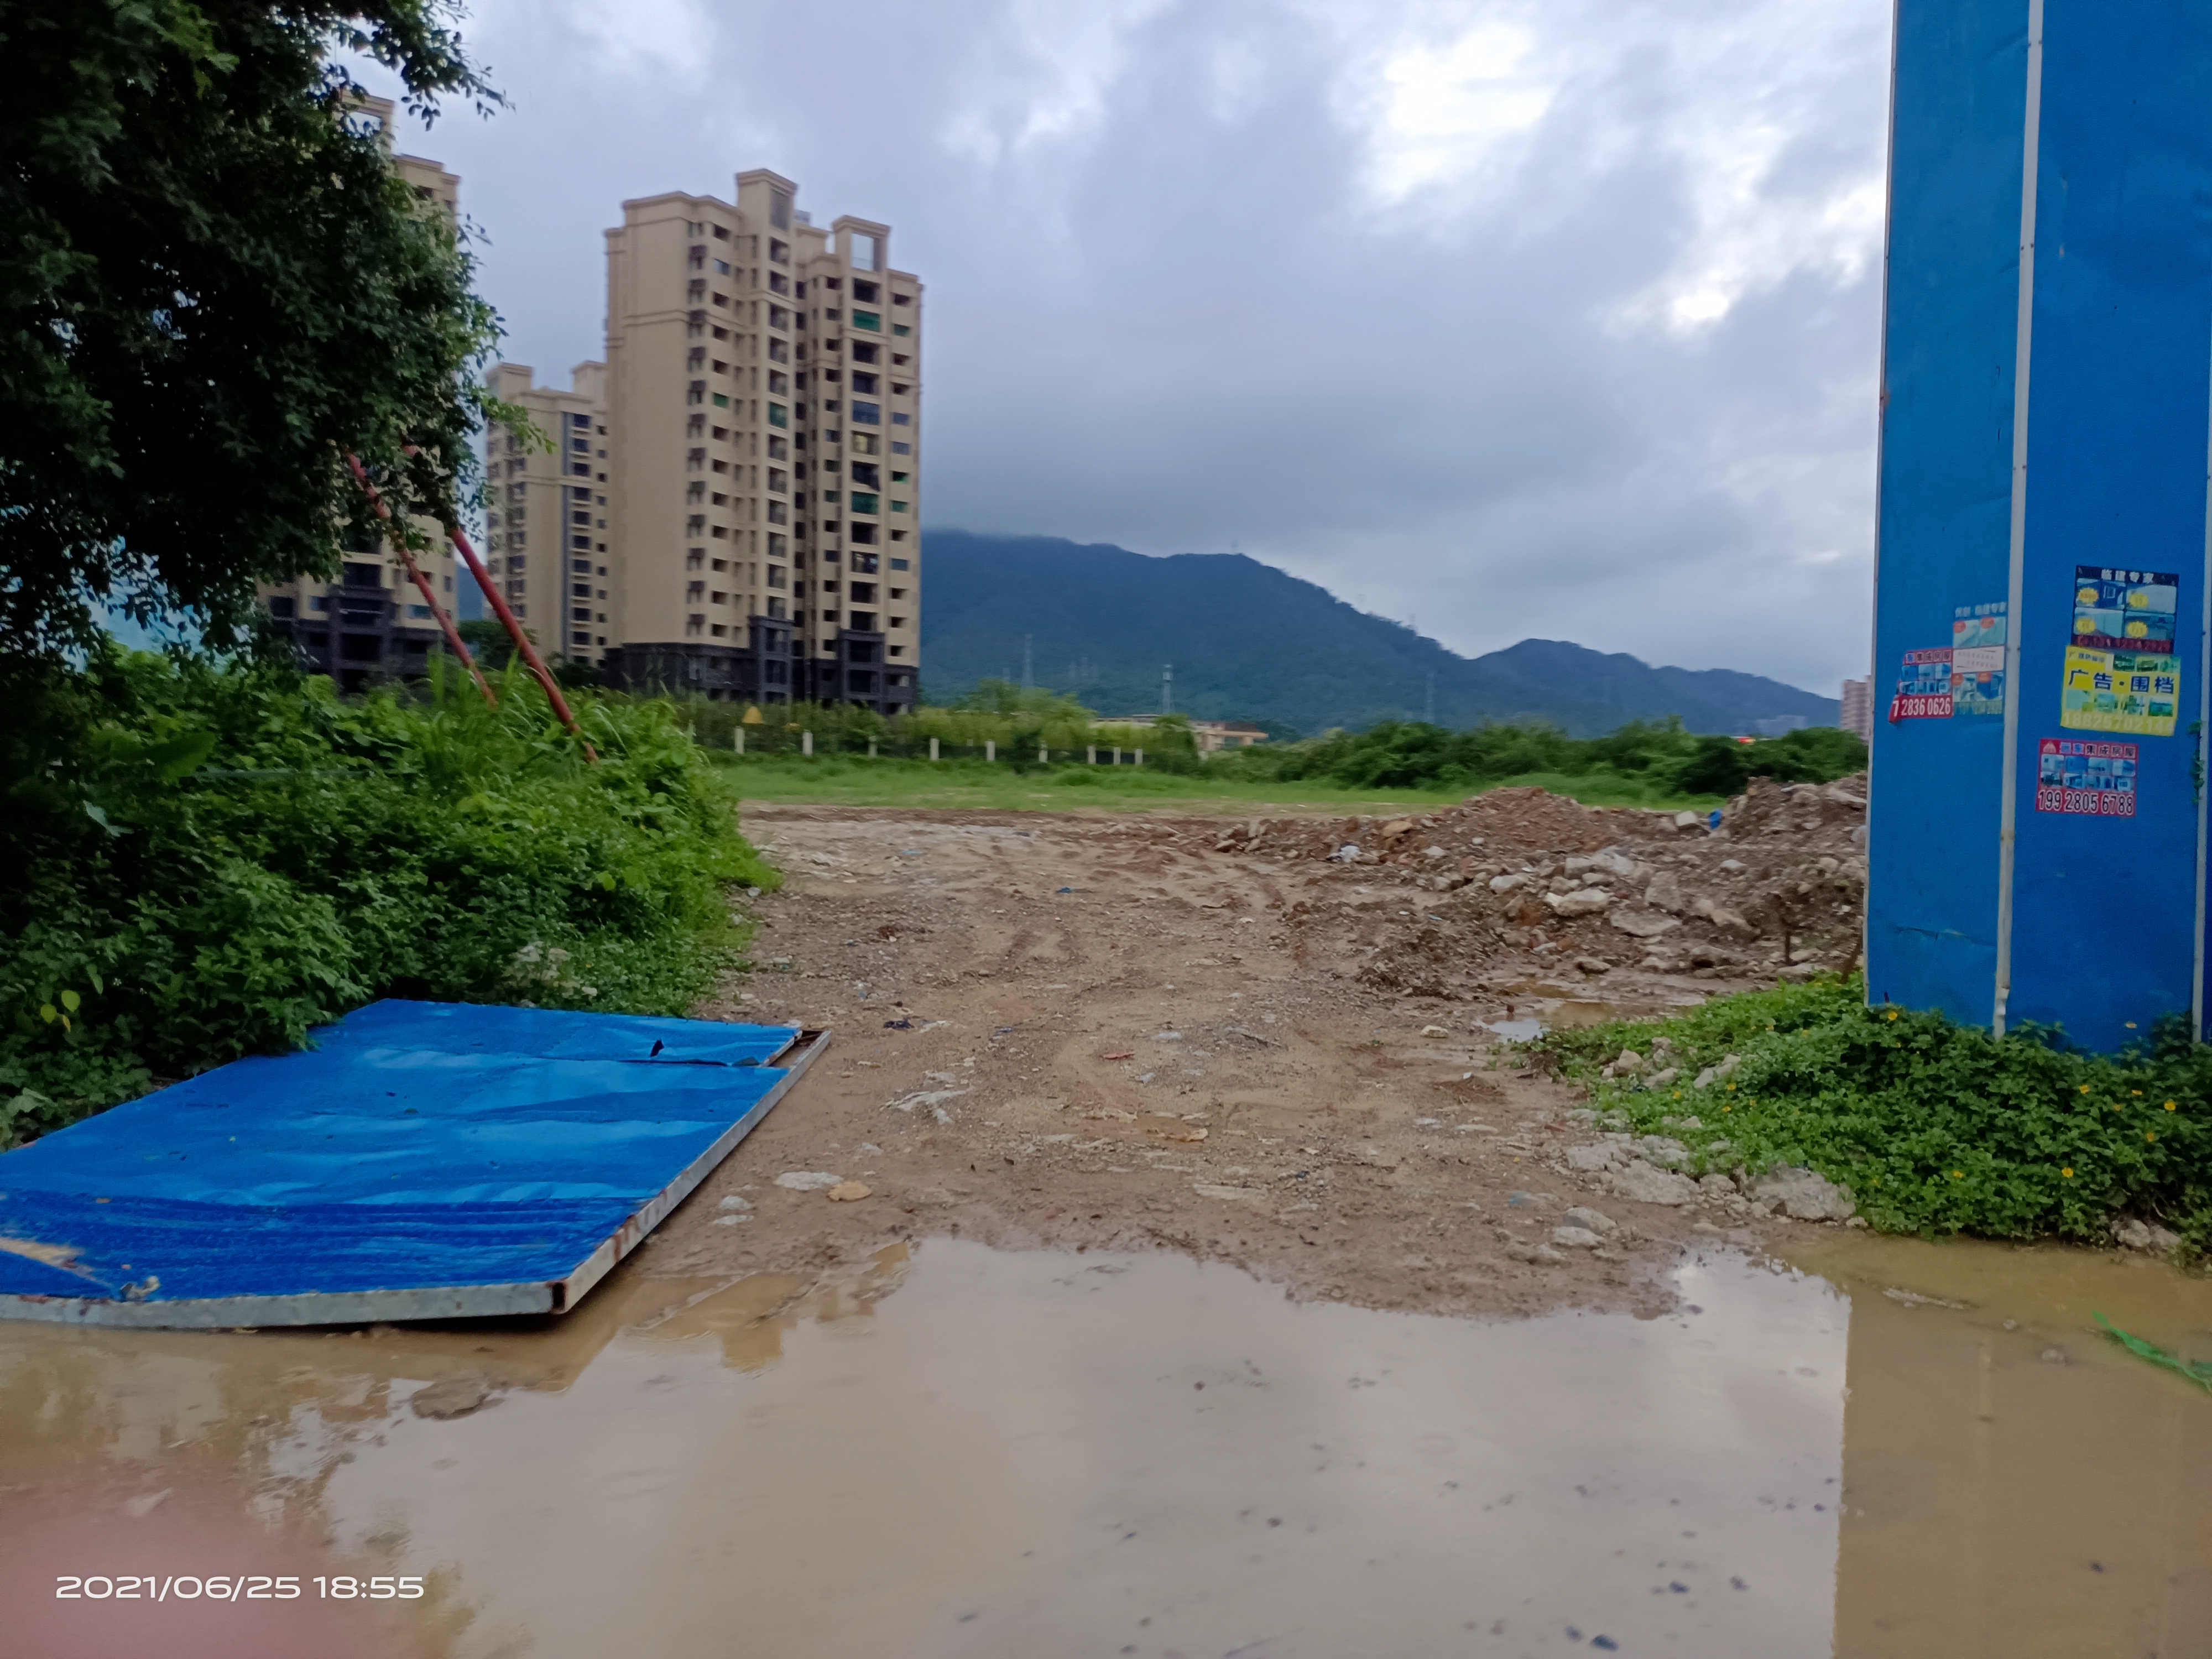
[1242,716,1865,796]
[1537,977,2212,1246]
[0,648,774,1141]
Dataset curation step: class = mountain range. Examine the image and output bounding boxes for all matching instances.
[919,530,1841,739]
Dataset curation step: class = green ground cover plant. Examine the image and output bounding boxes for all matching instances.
[0,648,774,1144]
[1538,976,2212,1248]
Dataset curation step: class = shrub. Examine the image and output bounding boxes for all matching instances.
[0,648,775,1140]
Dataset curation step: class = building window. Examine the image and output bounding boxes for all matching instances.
[889,615,906,630]
[822,609,839,624]
[851,342,879,364]
[851,401,881,425]
[889,557,910,571]
[769,238,790,264]
[891,412,911,426]
[768,403,788,428]
[893,324,911,337]
[713,392,729,408]
[891,441,911,455]
[769,272,789,296]
[852,310,881,332]
[686,614,705,636]
[854,280,880,302]
[851,372,879,394]
[890,500,907,513]
[851,432,878,455]
[850,522,878,544]
[890,383,909,395]
[850,492,878,514]
[768,371,789,395]
[714,258,731,275]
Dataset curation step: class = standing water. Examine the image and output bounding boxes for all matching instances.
[1,1234,2208,1657]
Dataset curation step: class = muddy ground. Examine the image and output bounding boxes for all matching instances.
[650,780,1871,1320]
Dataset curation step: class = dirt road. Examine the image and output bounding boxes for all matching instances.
[653,789,1866,1319]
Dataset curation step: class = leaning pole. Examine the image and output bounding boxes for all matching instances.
[1867,1,2212,1051]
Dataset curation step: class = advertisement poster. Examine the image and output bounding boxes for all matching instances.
[1890,647,1953,721]
[2036,738,2137,817]
[1950,602,2006,715]
[2060,566,2180,736]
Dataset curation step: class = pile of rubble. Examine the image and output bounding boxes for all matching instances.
[1228,776,1869,997]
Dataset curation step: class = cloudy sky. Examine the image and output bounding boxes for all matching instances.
[387,0,1892,695]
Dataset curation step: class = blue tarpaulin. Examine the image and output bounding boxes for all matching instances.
[0,1000,822,1327]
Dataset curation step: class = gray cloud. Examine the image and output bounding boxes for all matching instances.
[397,0,1890,693]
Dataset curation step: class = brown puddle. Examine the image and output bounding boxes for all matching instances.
[0,1235,2208,1657]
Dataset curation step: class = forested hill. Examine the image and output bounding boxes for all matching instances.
[918,530,1840,738]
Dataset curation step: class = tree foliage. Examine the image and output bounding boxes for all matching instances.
[1,0,509,660]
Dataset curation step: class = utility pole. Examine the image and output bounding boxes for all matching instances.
[1021,634,1033,690]
[1162,662,1173,714]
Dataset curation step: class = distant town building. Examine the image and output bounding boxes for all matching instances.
[588,170,920,713]
[1754,714,1810,737]
[1112,716,1270,753]
[1839,677,1874,742]
[485,362,610,668]
[261,97,464,692]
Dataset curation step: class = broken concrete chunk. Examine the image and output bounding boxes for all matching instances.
[775,1171,844,1191]
[1563,1206,1618,1234]
[1645,1067,1681,1089]
[1747,1166,1855,1221]
[1564,1144,1618,1173]
[1506,1243,1567,1266]
[2112,1217,2183,1254]
[1552,1225,1604,1249]
[1613,1049,1646,1074]
[1489,873,1533,893]
[1603,1163,1699,1206]
[1546,889,1613,918]
[1609,906,1680,938]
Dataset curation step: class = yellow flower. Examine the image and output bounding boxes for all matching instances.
[1886,1010,1899,1021]
[1722,1104,1733,1113]
[1951,1170,1963,1180]
[2166,1100,2178,1112]
[2079,1084,2092,1094]
[1726,1082,1738,1092]
[2131,1090,2142,1097]
[2062,1167,2075,1178]
[2147,1131,2157,1142]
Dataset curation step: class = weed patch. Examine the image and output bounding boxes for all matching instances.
[1538,977,2212,1246]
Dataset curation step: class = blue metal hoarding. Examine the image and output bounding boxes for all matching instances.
[1869,0,2212,1051]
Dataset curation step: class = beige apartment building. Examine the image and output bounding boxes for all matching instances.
[594,168,921,712]
[262,97,468,691]
[484,363,614,666]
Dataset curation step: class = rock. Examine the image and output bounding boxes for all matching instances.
[1566,851,1644,880]
[1564,1144,1618,1173]
[1420,1024,1451,1037]
[1692,1066,1717,1089]
[1603,1163,1699,1206]
[1193,1183,1269,1203]
[1697,1173,1736,1197]
[1643,871,1687,912]
[1613,1048,1646,1074]
[1778,964,1820,982]
[1609,906,1680,938]
[1545,889,1613,918]
[2040,1347,2068,1365]
[1490,873,1533,893]
[775,1171,844,1191]
[1552,1225,1604,1249]
[1659,1114,1702,1130]
[1644,1066,1681,1089]
[718,1195,754,1211]
[410,1375,494,1420]
[1563,1206,1618,1234]
[826,1181,872,1202]
[1575,957,1611,975]
[1747,1166,1855,1221]
[1506,1243,1567,1265]
[2112,1217,2183,1254]
[1673,810,1705,830]
[1635,1135,1690,1167]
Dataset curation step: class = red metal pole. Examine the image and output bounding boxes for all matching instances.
[445,521,597,760]
[342,453,496,707]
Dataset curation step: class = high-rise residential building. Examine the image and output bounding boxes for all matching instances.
[262,97,466,692]
[484,363,613,666]
[1840,676,1874,742]
[597,169,921,711]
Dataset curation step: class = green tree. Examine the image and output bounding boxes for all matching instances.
[1,1,511,662]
